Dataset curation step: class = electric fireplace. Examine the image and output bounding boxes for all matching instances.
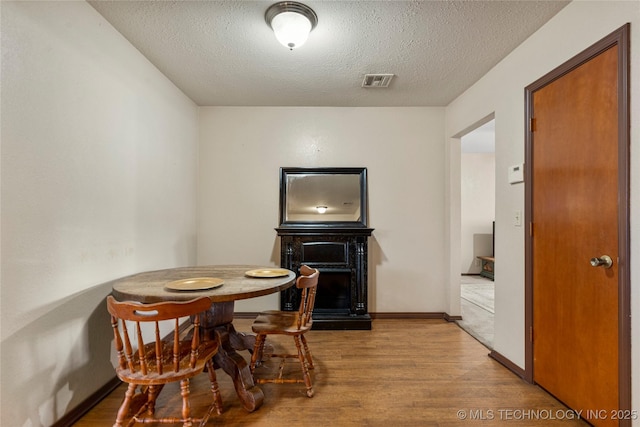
[276,167,373,330]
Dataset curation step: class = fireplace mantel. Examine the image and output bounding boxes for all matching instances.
[276,226,373,330]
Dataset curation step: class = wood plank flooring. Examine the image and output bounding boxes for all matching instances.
[76,319,587,426]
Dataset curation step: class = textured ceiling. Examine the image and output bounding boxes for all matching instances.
[89,0,570,107]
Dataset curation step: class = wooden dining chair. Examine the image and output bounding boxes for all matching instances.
[106,296,223,427]
[249,265,320,397]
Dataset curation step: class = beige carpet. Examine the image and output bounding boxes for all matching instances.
[457,275,494,349]
[461,282,494,313]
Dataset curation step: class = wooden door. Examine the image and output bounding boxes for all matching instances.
[526,26,630,427]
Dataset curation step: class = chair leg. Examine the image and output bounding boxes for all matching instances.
[113,383,136,427]
[198,359,223,427]
[206,359,223,415]
[294,335,314,397]
[179,379,192,427]
[250,334,266,374]
[300,334,314,370]
[145,385,160,416]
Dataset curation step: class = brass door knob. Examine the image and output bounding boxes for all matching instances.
[590,255,613,269]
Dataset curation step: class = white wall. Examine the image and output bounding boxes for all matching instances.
[445,0,640,420]
[460,153,495,274]
[4,1,637,425]
[198,107,447,313]
[0,2,199,425]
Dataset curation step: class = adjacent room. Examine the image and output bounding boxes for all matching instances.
[2,1,639,426]
[458,119,496,349]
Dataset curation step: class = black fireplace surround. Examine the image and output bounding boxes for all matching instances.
[276,167,373,330]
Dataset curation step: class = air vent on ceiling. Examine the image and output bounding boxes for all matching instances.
[362,73,394,88]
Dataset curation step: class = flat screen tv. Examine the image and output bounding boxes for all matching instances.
[492,221,495,257]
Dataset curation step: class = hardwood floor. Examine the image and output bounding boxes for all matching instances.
[76,319,587,426]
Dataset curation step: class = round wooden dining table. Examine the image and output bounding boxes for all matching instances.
[109,264,296,412]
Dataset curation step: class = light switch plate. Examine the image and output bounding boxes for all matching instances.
[514,210,522,226]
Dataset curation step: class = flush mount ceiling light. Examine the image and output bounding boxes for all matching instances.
[265,1,318,50]
[315,206,327,214]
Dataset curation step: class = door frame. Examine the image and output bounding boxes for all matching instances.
[524,23,630,417]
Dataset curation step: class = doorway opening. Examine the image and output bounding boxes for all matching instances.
[457,119,495,349]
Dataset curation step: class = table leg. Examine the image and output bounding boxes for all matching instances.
[228,327,274,362]
[201,302,264,412]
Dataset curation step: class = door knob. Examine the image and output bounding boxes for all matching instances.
[590,255,613,269]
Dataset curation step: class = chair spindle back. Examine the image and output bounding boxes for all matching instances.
[296,265,320,329]
[107,296,211,377]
